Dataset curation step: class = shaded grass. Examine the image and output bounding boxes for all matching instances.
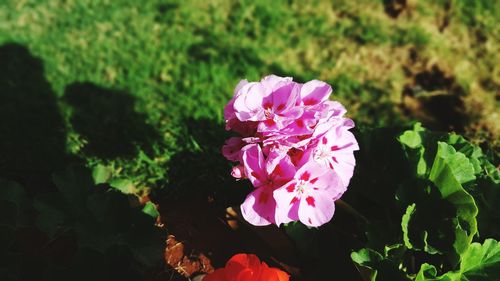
[0,43,70,191]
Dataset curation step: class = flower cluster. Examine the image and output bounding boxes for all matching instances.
[204,253,289,281]
[222,75,359,227]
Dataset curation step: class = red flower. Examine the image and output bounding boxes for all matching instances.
[204,253,289,281]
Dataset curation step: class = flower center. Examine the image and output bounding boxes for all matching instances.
[264,108,273,119]
[313,146,331,162]
[296,180,307,194]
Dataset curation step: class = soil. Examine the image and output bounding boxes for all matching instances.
[159,197,302,280]
[402,50,468,132]
[157,193,365,281]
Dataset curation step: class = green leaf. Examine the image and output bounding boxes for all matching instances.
[33,192,68,237]
[400,198,452,255]
[400,139,479,258]
[399,128,423,149]
[459,239,500,280]
[351,247,410,281]
[0,180,26,228]
[109,178,136,194]
[398,123,441,177]
[0,180,26,208]
[415,263,456,281]
[142,202,159,218]
[475,176,500,239]
[416,239,500,281]
[429,143,478,255]
[92,164,112,184]
[283,221,320,258]
[398,123,429,177]
[0,180,27,254]
[445,134,483,175]
[34,165,167,269]
[402,203,417,250]
[351,248,383,281]
[430,142,476,185]
[52,166,93,213]
[384,244,406,262]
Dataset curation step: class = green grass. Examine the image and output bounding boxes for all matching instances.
[0,0,498,195]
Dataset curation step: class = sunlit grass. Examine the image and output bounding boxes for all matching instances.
[0,0,498,193]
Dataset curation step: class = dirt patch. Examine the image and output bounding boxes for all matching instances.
[402,51,468,131]
[383,0,407,18]
[159,197,300,280]
[438,0,452,32]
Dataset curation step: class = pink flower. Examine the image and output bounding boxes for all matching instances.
[224,79,249,121]
[273,162,343,227]
[232,76,303,129]
[222,75,359,227]
[299,79,332,106]
[231,164,245,179]
[240,144,295,225]
[222,137,245,162]
[309,119,359,187]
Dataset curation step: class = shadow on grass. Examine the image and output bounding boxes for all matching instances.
[63,82,160,159]
[0,43,71,191]
[162,117,248,204]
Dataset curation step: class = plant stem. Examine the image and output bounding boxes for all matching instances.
[336,199,369,223]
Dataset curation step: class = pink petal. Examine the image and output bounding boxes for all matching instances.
[322,100,347,118]
[269,156,296,185]
[257,117,279,133]
[269,83,299,113]
[265,147,289,174]
[260,75,293,96]
[298,189,336,227]
[320,128,359,187]
[234,79,249,94]
[233,83,265,121]
[331,152,356,189]
[231,164,245,179]
[300,80,332,106]
[273,180,300,226]
[295,161,329,181]
[223,80,249,121]
[240,186,277,226]
[241,144,266,187]
[224,100,236,121]
[222,137,244,162]
[313,170,346,200]
[278,106,304,120]
[287,147,309,168]
[280,110,317,137]
[225,119,258,136]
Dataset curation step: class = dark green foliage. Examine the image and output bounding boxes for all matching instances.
[0,167,166,281]
[349,124,499,281]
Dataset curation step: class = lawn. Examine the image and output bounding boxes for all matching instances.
[0,0,499,280]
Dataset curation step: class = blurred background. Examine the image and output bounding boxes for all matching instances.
[0,0,499,280]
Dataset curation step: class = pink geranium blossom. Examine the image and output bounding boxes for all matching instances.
[240,144,295,225]
[222,75,359,227]
[274,162,343,227]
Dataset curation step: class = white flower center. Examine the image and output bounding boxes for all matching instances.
[313,146,331,162]
[296,180,307,194]
[264,108,273,119]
